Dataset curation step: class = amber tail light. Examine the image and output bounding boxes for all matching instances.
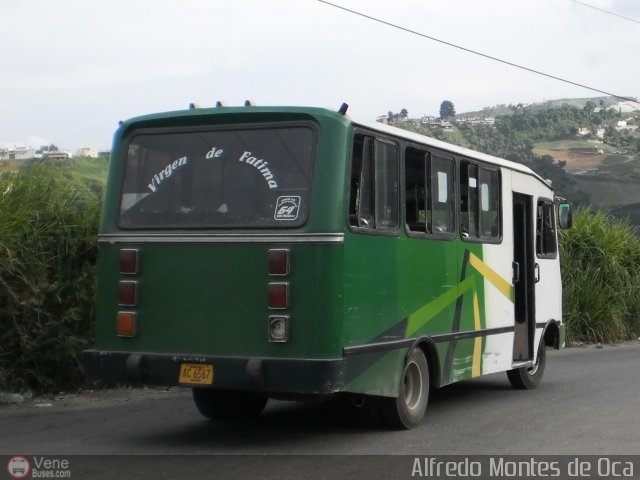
[116,312,137,337]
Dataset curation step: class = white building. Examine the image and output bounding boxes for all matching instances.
[12,146,36,160]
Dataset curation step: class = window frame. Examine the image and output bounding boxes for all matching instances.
[347,130,400,236]
[536,197,558,259]
[459,159,503,244]
[403,144,457,241]
[117,121,317,230]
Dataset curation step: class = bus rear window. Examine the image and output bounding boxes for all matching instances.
[119,126,314,228]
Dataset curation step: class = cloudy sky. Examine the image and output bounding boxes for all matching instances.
[1,0,639,151]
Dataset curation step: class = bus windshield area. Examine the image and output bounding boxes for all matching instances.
[119,126,314,228]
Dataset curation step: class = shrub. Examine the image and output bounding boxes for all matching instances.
[0,162,101,393]
[560,208,640,343]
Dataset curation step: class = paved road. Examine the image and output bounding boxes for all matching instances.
[1,344,639,478]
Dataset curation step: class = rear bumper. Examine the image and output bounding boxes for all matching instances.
[83,349,345,395]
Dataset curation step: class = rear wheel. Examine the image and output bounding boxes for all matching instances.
[192,388,268,421]
[377,348,430,429]
[507,342,546,389]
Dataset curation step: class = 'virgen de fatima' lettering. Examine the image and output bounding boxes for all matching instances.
[147,156,188,192]
[238,151,278,189]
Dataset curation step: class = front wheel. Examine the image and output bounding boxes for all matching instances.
[192,388,268,421]
[507,342,546,389]
[377,348,430,429]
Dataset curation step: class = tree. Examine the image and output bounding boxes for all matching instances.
[400,108,408,118]
[440,100,455,119]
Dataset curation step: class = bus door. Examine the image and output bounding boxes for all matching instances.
[512,192,535,362]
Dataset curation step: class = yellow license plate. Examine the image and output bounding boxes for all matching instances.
[179,363,214,385]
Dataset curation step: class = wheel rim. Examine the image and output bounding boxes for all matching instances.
[403,360,423,412]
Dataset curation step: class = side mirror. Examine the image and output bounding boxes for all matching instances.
[558,202,572,229]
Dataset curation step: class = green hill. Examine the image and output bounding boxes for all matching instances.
[391,96,640,225]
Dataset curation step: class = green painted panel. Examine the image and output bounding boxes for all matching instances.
[95,242,343,358]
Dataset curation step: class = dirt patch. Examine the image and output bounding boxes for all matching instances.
[533,148,605,172]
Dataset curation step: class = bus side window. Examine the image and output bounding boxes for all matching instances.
[404,149,454,236]
[459,162,478,237]
[431,156,455,234]
[536,200,557,258]
[479,167,500,238]
[460,162,501,241]
[374,140,399,229]
[348,134,399,231]
[404,147,429,233]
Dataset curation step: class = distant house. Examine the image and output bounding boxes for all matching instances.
[577,127,590,136]
[12,146,36,160]
[420,115,437,125]
[616,120,638,132]
[43,151,71,162]
[596,128,605,139]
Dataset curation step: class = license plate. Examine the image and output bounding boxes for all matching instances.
[179,363,214,385]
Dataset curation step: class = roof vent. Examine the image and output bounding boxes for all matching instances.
[338,103,349,115]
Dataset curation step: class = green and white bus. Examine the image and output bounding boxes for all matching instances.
[84,104,572,429]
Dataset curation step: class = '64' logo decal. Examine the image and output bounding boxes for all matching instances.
[274,196,301,221]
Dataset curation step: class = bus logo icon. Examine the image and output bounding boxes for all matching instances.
[7,456,30,479]
[274,196,301,221]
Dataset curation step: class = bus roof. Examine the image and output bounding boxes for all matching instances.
[350,117,550,188]
[119,105,552,189]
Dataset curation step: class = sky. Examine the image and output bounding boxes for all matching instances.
[1,0,639,151]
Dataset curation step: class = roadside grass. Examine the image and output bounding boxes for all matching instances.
[0,161,104,393]
[560,208,640,343]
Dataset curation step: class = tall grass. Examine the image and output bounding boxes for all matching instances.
[0,162,101,393]
[560,208,640,343]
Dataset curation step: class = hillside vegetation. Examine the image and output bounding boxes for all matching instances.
[393,99,640,224]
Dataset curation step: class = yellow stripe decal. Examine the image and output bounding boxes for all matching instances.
[406,276,476,336]
[468,252,514,301]
[405,250,514,382]
[472,289,482,377]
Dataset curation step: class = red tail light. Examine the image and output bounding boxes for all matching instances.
[268,282,289,309]
[119,249,139,274]
[268,249,290,276]
[118,281,138,306]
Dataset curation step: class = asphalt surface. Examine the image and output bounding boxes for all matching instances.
[1,343,639,478]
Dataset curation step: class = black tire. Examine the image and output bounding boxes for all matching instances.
[507,342,546,390]
[192,388,268,421]
[377,348,430,429]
